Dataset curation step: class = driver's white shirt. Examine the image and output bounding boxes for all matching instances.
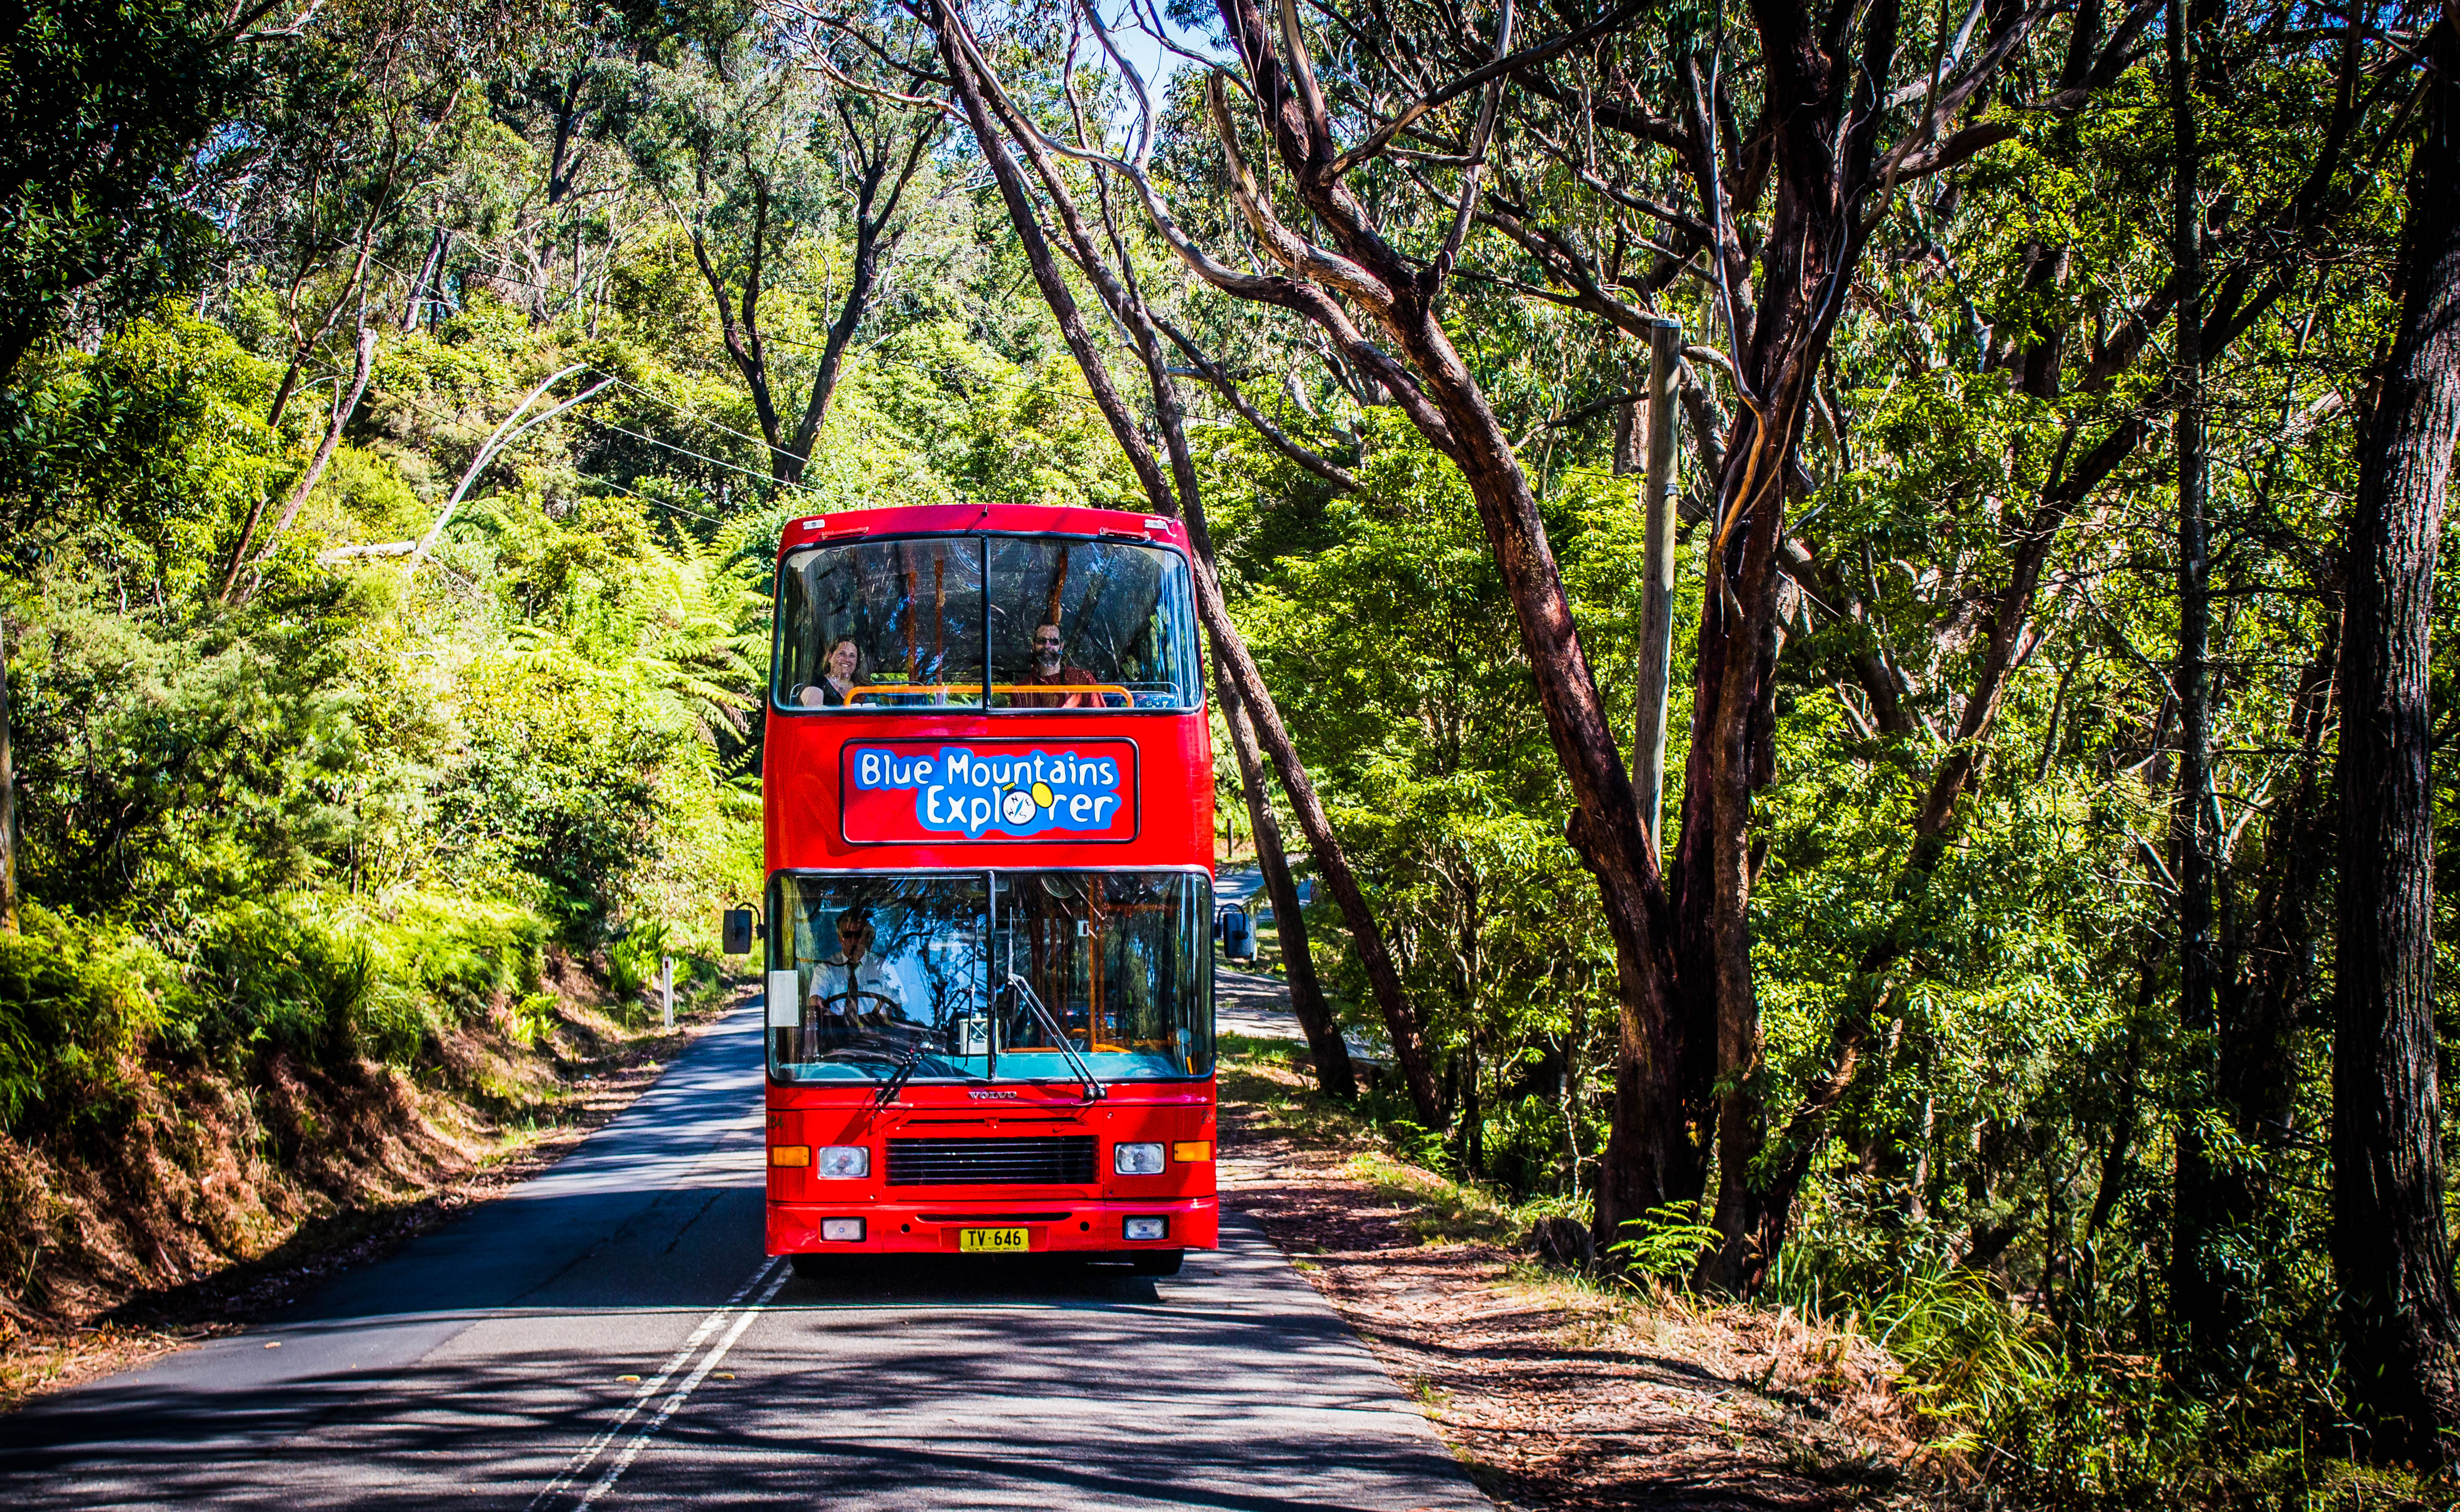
[811,951,905,1015]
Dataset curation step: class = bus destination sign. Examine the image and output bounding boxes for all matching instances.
[840,739,1138,844]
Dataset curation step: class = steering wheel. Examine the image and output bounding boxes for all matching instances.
[817,989,904,1025]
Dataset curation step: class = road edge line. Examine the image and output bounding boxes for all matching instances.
[575,1264,792,1507]
[527,1256,782,1509]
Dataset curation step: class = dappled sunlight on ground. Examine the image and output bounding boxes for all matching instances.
[1220,1049,1933,1510]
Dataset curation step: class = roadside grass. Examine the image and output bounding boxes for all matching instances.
[1220,1036,2460,1508]
[1215,1030,1937,1505]
[1216,1032,1559,1247]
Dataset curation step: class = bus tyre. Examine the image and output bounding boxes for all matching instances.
[1130,1249,1184,1277]
[788,1254,831,1279]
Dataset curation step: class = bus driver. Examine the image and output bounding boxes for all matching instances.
[803,908,906,1042]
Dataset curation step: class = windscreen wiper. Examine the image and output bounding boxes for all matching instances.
[1001,973,1106,1102]
[874,1044,927,1107]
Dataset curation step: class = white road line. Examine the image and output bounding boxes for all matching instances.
[527,1258,783,1510]
[576,1263,793,1506]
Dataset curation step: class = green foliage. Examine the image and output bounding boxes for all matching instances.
[0,5,2433,1503]
[1870,1270,2060,1428]
[607,917,668,1002]
[1605,1203,1722,1284]
[175,896,385,1063]
[0,0,269,382]
[376,894,549,1021]
[0,905,164,1131]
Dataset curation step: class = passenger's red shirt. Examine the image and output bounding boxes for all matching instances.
[1011,665,1099,708]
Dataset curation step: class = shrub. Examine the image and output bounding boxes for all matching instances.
[1605,1201,1723,1284]
[607,916,668,1004]
[374,893,548,1022]
[176,896,388,1066]
[0,905,164,1132]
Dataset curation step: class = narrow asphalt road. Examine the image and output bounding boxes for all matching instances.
[0,997,1485,1510]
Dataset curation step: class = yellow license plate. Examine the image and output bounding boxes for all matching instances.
[959,1227,1031,1253]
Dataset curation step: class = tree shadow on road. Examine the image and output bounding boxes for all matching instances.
[775,1254,1167,1307]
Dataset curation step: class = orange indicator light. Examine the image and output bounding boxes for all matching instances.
[770,1145,811,1167]
[1171,1142,1212,1163]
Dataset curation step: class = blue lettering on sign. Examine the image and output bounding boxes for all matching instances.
[851,747,1127,838]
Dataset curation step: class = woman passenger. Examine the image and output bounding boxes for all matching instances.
[799,638,865,707]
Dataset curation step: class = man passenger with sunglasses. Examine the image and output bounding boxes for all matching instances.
[1010,621,1105,708]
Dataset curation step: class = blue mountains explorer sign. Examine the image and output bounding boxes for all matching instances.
[841,741,1137,843]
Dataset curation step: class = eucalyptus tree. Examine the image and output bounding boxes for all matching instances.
[894,0,2131,1289]
[0,0,302,389]
[629,11,946,488]
[209,4,528,592]
[870,0,1410,1108]
[489,0,654,324]
[2335,11,2460,1459]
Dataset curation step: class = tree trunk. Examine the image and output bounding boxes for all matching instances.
[400,227,449,333]
[1,614,17,935]
[1213,646,1357,1100]
[2168,0,2229,1376]
[779,131,931,486]
[2335,16,2460,1461]
[932,10,1444,1120]
[1183,0,1699,1243]
[1632,320,1683,848]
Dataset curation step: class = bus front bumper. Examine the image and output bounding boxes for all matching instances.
[768,1196,1217,1255]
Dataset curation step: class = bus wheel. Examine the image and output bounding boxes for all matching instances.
[1129,1249,1184,1277]
[788,1254,831,1279]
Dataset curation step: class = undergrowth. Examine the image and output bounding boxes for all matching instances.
[0,892,736,1360]
[1219,1034,2460,1511]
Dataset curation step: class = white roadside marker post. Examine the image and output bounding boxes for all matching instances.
[660,955,674,1031]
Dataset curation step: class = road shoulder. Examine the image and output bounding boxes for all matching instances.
[1218,1043,1938,1509]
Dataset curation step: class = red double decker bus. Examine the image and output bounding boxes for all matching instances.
[735,502,1218,1276]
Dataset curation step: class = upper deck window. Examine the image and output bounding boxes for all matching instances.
[775,535,1200,712]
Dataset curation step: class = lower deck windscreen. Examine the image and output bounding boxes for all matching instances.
[766,870,1212,1084]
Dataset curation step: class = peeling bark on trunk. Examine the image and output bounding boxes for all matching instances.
[2334,17,2460,1462]
[1,614,16,935]
[2167,0,2231,1376]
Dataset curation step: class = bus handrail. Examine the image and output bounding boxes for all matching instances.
[844,683,1135,702]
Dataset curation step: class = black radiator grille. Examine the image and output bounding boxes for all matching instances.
[886,1136,1096,1187]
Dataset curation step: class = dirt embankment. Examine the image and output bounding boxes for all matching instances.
[1218,1051,1940,1511]
[0,958,739,1407]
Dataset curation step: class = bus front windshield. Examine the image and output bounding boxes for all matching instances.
[773,535,1201,711]
[767,871,1212,1085]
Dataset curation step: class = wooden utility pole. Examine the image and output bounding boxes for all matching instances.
[1631,319,1683,849]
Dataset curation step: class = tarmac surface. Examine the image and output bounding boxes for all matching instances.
[0,993,1482,1510]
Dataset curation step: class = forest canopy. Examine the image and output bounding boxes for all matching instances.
[4,0,2458,1499]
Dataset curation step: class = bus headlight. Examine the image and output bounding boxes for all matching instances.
[1124,1216,1168,1241]
[1114,1142,1165,1175]
[815,1145,871,1179]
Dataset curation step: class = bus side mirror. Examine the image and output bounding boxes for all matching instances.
[722,907,757,955]
[1220,905,1255,963]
